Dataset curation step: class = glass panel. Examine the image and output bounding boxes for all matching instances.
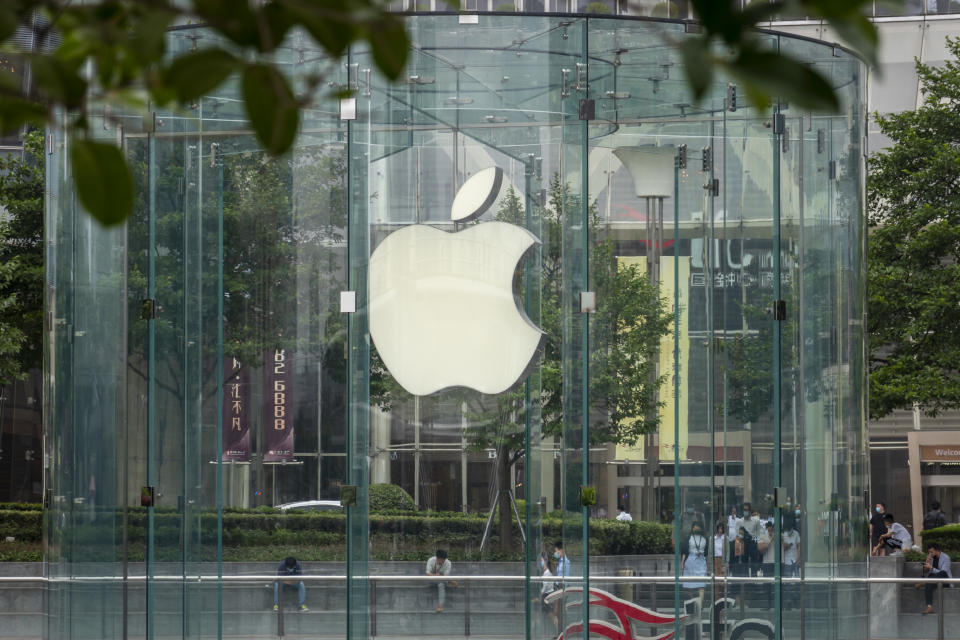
[44,15,869,640]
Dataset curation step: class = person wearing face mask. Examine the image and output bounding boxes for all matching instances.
[551,541,570,629]
[681,523,708,602]
[552,540,570,583]
[736,502,764,540]
[735,502,763,577]
[870,502,887,556]
[678,503,706,544]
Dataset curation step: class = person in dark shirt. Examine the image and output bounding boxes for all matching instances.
[274,556,308,611]
[922,501,948,532]
[870,502,887,556]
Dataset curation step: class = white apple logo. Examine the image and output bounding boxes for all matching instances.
[368,167,542,396]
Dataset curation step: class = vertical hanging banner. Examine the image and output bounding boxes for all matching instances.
[263,348,294,462]
[222,357,251,461]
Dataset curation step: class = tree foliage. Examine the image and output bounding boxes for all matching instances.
[0,130,44,384]
[457,179,671,551]
[0,0,409,225]
[0,1,880,226]
[868,36,960,419]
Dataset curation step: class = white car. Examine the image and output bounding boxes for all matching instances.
[274,500,343,512]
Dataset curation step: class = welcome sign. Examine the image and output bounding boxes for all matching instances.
[920,446,960,462]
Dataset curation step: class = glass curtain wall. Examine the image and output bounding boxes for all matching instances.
[45,13,867,640]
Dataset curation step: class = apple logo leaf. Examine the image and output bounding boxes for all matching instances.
[451,167,504,222]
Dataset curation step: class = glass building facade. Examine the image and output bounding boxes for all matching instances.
[44,14,868,640]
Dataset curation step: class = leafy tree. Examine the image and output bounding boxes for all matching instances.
[0,1,882,226]
[0,130,44,384]
[459,180,671,552]
[868,36,960,419]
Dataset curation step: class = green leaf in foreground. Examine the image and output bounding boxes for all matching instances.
[242,63,299,156]
[681,38,714,102]
[69,138,134,226]
[724,49,840,113]
[163,48,239,103]
[366,17,410,81]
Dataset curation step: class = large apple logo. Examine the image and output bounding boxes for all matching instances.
[368,167,542,396]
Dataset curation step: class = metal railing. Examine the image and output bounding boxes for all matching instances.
[6,574,958,640]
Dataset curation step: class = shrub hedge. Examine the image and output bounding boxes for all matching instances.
[2,503,673,562]
[368,483,415,511]
[918,524,960,557]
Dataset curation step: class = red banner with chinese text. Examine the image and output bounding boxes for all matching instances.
[222,357,250,461]
[263,348,294,462]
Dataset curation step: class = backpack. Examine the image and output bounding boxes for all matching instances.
[923,510,947,531]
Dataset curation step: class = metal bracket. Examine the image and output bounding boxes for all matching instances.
[703,178,719,197]
[578,99,595,121]
[140,299,156,320]
[339,98,357,121]
[773,113,786,135]
[340,291,356,313]
[575,63,587,92]
[580,291,596,314]
[345,63,359,92]
[771,299,787,321]
[726,84,737,112]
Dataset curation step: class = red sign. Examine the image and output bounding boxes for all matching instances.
[222,357,250,461]
[263,349,294,462]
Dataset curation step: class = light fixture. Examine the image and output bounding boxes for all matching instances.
[612,145,676,198]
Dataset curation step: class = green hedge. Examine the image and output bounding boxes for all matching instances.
[918,524,960,557]
[369,483,416,511]
[0,509,41,542]
[0,502,42,511]
[3,503,673,562]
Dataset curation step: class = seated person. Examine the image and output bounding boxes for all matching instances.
[874,513,911,555]
[426,549,452,612]
[919,543,952,615]
[274,556,308,611]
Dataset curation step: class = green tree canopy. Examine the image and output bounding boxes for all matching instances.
[457,179,671,551]
[868,36,960,419]
[0,131,44,384]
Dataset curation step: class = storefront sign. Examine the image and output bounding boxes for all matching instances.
[920,445,960,462]
[222,357,250,461]
[263,349,294,462]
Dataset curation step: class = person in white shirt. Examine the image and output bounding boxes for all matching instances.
[875,513,912,555]
[782,517,802,608]
[616,505,633,522]
[727,507,739,542]
[536,552,559,630]
[426,549,452,612]
[713,523,726,598]
[681,524,708,601]
[736,503,764,541]
[758,521,775,608]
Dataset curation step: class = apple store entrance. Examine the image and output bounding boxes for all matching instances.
[45,13,868,640]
